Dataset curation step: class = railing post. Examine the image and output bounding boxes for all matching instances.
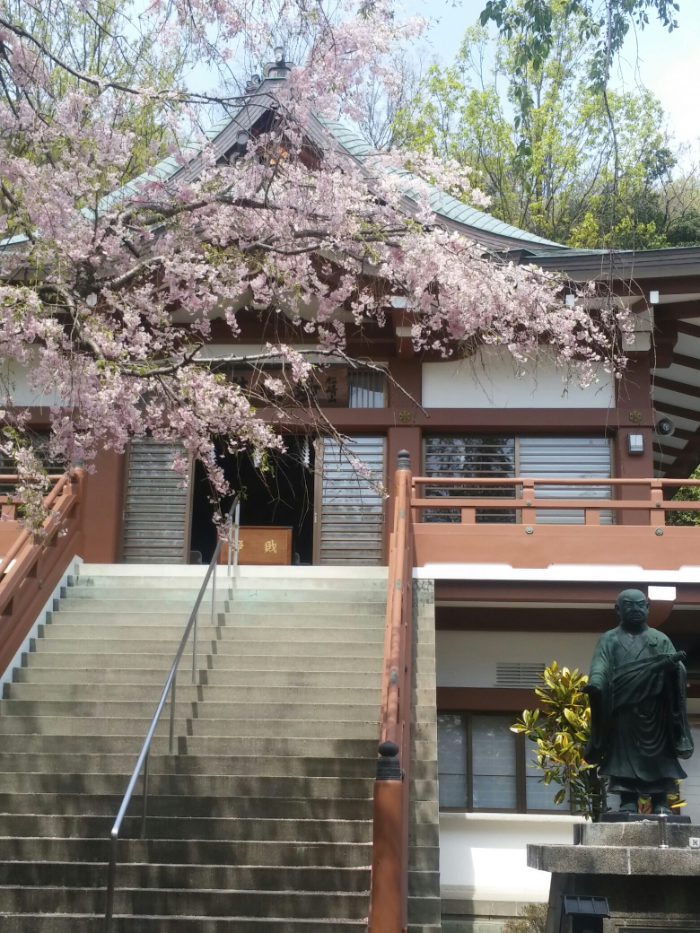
[522,478,536,526]
[369,449,412,933]
[105,833,117,932]
[369,741,405,932]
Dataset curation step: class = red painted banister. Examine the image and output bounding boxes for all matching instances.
[369,450,414,933]
[0,470,85,676]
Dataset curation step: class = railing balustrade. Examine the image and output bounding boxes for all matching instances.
[104,496,240,931]
[411,476,700,525]
[0,470,85,677]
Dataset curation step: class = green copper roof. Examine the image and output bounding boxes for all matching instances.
[315,115,564,250]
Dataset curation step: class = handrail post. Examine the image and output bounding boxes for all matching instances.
[369,741,404,932]
[105,832,118,932]
[233,498,240,573]
[369,450,412,933]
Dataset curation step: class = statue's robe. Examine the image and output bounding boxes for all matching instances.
[585,625,694,795]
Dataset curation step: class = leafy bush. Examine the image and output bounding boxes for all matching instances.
[511,661,604,820]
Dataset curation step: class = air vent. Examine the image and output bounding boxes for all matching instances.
[496,662,544,688]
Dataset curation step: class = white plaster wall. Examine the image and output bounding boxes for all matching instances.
[440,813,580,902]
[436,630,599,688]
[422,347,615,409]
[1,359,62,407]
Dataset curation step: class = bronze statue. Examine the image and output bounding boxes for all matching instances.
[584,588,694,815]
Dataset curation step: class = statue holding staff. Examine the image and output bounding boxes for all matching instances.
[584,588,694,815]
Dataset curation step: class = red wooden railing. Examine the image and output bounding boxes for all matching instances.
[369,450,413,933]
[411,476,700,525]
[0,470,85,676]
[409,475,700,571]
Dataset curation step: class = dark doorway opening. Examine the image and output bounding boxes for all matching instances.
[189,436,315,565]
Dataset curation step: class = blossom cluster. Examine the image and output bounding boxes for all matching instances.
[0,0,631,520]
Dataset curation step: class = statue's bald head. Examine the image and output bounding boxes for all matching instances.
[615,588,649,630]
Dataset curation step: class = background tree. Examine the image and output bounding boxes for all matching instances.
[392,5,680,247]
[667,465,700,526]
[479,0,680,96]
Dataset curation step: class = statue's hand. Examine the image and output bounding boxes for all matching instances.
[665,651,686,668]
[583,683,601,696]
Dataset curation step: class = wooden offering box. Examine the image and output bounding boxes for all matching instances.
[218,526,292,565]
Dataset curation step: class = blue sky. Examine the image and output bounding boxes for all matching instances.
[399,0,700,154]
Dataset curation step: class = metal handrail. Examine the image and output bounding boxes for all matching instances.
[104,494,240,931]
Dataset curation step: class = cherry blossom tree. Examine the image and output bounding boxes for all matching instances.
[0,0,632,523]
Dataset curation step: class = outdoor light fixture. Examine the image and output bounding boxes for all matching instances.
[627,433,645,455]
[565,294,575,307]
[274,46,285,63]
[650,290,660,304]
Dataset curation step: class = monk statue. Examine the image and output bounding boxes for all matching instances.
[584,588,694,815]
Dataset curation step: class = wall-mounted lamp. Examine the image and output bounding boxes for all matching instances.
[627,433,645,455]
[649,290,660,304]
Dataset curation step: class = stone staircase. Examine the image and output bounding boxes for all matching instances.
[0,563,441,931]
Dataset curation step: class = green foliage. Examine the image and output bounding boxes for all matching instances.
[666,465,700,526]
[503,903,548,933]
[480,0,680,94]
[393,4,683,247]
[511,661,604,820]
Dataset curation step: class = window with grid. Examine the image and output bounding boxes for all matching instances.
[347,369,386,408]
[424,435,611,524]
[423,435,516,523]
[437,711,570,813]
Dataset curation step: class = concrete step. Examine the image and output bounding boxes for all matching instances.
[0,562,412,929]
[0,886,371,919]
[0,814,373,842]
[49,608,385,624]
[0,697,380,718]
[21,640,385,663]
[0,716,380,739]
[0,837,373,866]
[0,793,373,820]
[76,563,387,582]
[58,590,386,607]
[0,753,378,777]
[11,665,383,686]
[36,624,385,641]
[0,915,367,931]
[0,860,372,891]
[0,735,379,758]
[2,681,382,702]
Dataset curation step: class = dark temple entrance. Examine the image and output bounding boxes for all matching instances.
[189,436,315,565]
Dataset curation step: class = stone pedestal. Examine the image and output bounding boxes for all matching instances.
[528,819,700,933]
